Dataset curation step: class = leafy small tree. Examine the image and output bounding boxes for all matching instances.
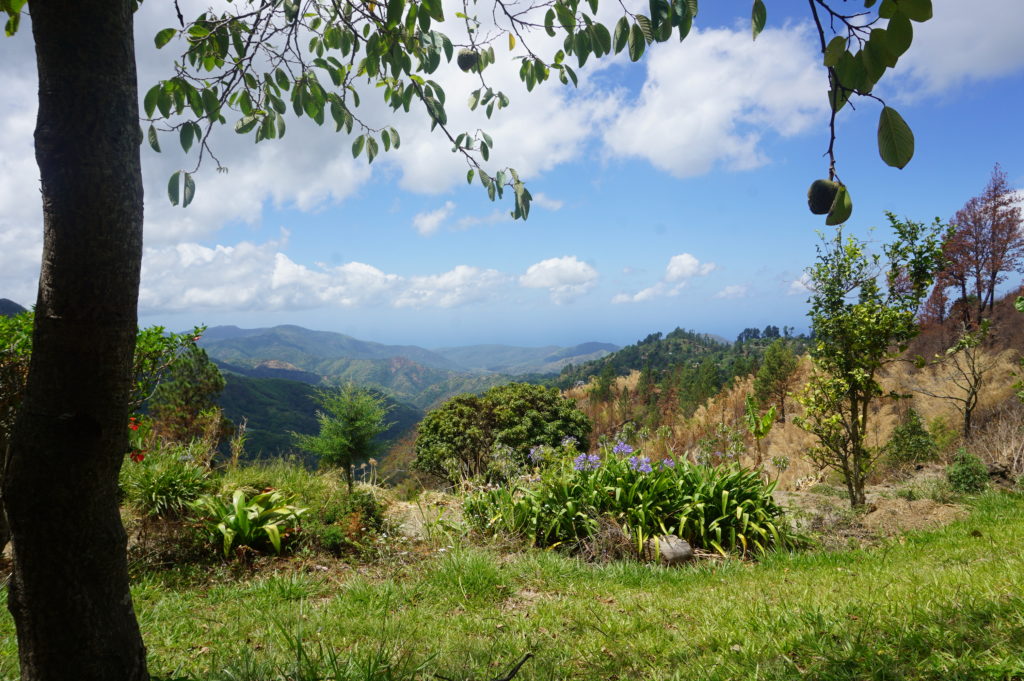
[292,384,392,493]
[743,394,776,467]
[415,382,591,484]
[884,407,937,465]
[753,339,799,422]
[795,215,945,507]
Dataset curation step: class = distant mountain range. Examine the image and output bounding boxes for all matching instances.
[202,324,617,375]
[201,324,617,458]
[431,341,619,375]
[199,324,618,408]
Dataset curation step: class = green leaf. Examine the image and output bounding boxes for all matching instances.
[544,8,557,37]
[899,0,932,22]
[147,125,160,153]
[628,23,645,62]
[167,171,180,206]
[183,172,196,207]
[352,134,365,158]
[823,35,845,67]
[467,168,475,184]
[143,85,161,118]
[554,2,575,33]
[885,12,913,55]
[386,0,404,28]
[751,0,766,40]
[154,27,176,49]
[234,115,259,134]
[389,127,400,149]
[366,136,379,163]
[180,122,195,153]
[877,106,914,168]
[825,184,853,225]
[613,17,629,54]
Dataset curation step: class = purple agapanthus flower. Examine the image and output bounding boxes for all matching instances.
[561,435,579,447]
[573,453,601,471]
[612,441,634,455]
[628,456,653,473]
[660,457,676,469]
[528,446,544,464]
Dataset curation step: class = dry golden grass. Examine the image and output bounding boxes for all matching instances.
[566,346,1022,492]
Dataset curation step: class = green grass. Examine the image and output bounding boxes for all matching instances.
[2,492,1023,680]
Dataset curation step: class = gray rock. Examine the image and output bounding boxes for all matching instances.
[642,534,694,565]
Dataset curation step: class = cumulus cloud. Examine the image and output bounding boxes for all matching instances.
[613,253,715,303]
[412,201,456,236]
[519,256,599,304]
[395,266,509,308]
[788,273,812,295]
[602,24,825,177]
[666,253,717,281]
[139,233,511,312]
[892,0,1024,97]
[714,284,748,299]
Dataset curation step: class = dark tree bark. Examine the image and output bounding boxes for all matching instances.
[3,2,148,679]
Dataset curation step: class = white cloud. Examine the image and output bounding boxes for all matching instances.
[714,284,748,299]
[613,253,714,303]
[519,256,599,304]
[602,24,825,177]
[612,282,685,304]
[892,0,1024,97]
[531,193,564,211]
[395,265,509,308]
[456,210,512,230]
[666,253,717,281]
[139,233,512,312]
[788,273,812,295]
[412,201,456,236]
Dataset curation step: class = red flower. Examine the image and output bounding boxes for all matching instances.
[129,450,146,463]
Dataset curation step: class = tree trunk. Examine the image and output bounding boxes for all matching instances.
[3,2,148,679]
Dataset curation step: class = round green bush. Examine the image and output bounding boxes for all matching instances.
[414,382,591,484]
[946,448,988,494]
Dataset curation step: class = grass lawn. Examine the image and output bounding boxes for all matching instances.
[2,491,1022,680]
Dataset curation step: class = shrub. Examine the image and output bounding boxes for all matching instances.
[946,448,989,494]
[191,489,307,558]
[414,382,591,484]
[304,487,387,556]
[464,441,797,557]
[119,444,211,517]
[885,408,937,465]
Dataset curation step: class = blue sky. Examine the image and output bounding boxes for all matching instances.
[1,0,1023,347]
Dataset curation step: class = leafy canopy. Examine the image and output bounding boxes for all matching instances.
[49,0,939,220]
